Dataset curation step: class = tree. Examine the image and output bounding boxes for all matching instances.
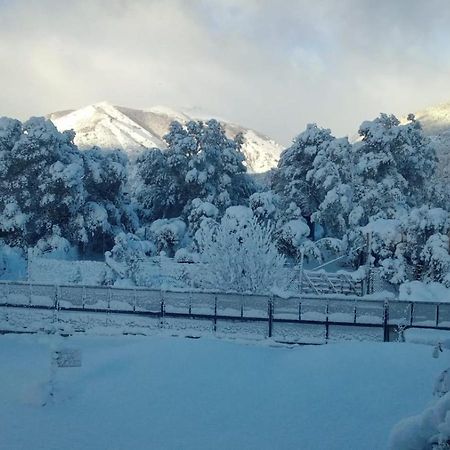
[0,117,85,247]
[349,207,450,285]
[81,147,138,253]
[272,124,338,239]
[0,117,136,253]
[309,137,353,239]
[421,234,450,286]
[196,206,285,293]
[350,114,438,226]
[134,119,255,223]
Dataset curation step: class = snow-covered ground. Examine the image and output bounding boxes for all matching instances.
[0,333,447,450]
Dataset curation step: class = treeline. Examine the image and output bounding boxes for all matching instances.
[0,113,449,286]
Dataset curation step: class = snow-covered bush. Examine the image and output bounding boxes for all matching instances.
[174,248,199,264]
[276,219,318,261]
[105,233,155,284]
[30,226,77,260]
[249,191,279,223]
[263,202,320,262]
[221,205,254,230]
[197,208,285,293]
[186,198,219,233]
[149,219,187,256]
[389,367,450,449]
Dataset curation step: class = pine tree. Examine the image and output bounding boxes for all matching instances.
[272,124,336,238]
[0,117,85,247]
[134,119,255,224]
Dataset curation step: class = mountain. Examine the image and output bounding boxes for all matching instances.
[49,102,283,174]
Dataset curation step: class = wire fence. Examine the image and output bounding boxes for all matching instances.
[1,280,450,343]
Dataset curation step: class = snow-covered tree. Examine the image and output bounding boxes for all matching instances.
[420,234,450,286]
[350,114,438,226]
[272,124,336,238]
[348,207,450,285]
[134,119,255,223]
[80,147,137,252]
[309,137,353,239]
[134,147,182,221]
[0,117,85,247]
[197,206,285,293]
[0,117,137,253]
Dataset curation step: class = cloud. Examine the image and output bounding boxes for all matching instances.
[1,0,450,143]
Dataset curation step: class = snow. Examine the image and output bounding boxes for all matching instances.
[50,102,282,173]
[389,386,450,449]
[281,219,310,247]
[399,281,450,302]
[0,334,447,450]
[29,257,114,285]
[52,102,166,158]
[0,243,27,280]
[237,128,282,173]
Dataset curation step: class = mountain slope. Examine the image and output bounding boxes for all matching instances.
[49,102,282,173]
[49,102,166,158]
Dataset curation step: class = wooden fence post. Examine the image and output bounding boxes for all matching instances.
[268,297,273,338]
[53,285,59,325]
[160,292,165,327]
[383,301,390,342]
[213,296,217,332]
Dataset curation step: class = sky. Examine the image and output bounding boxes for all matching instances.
[1,0,450,144]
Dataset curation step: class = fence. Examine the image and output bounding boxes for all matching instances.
[0,280,449,343]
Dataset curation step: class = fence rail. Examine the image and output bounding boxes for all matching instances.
[0,280,449,343]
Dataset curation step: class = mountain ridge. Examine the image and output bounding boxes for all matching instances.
[49,102,283,174]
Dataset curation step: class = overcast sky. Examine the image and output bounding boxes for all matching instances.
[1,0,450,144]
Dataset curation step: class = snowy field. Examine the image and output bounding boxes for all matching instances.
[0,334,447,450]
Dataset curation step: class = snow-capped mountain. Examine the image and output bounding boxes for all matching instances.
[49,102,282,173]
